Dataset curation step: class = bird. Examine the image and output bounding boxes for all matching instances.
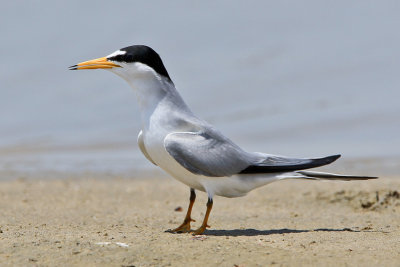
[69,45,377,235]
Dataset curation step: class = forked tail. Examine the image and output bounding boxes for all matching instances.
[280,170,378,181]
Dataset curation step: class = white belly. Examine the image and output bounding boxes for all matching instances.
[200,174,280,198]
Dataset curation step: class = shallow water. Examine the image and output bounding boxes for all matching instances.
[1,1,399,174]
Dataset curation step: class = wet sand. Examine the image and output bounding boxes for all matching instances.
[0,172,399,266]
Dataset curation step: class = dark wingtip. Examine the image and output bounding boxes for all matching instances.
[239,154,343,174]
[68,65,77,70]
[327,154,341,162]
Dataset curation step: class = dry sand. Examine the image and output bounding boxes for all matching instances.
[0,172,399,266]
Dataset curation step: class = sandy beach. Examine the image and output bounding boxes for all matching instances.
[0,171,399,266]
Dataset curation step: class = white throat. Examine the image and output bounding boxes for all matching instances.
[110,62,192,130]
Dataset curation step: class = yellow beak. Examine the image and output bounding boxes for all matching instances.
[69,57,121,70]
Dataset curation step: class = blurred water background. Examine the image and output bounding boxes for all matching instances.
[1,1,399,176]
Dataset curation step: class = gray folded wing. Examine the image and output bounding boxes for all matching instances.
[164,131,253,177]
[164,131,341,177]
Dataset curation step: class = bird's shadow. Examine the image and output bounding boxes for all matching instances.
[202,227,362,237]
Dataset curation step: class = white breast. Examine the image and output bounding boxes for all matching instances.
[141,115,206,192]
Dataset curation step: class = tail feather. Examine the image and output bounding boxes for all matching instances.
[295,170,378,181]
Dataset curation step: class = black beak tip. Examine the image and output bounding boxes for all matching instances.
[69,65,77,70]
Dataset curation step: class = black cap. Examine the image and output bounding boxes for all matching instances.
[108,45,172,82]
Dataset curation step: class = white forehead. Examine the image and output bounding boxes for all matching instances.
[106,50,126,58]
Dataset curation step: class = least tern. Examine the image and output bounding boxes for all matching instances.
[70,45,377,235]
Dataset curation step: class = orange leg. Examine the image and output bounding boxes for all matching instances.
[191,198,213,235]
[170,189,196,233]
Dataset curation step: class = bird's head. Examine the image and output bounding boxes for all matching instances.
[69,45,172,83]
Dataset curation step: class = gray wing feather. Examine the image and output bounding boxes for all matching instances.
[164,131,253,177]
[261,156,314,165]
[164,129,341,177]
